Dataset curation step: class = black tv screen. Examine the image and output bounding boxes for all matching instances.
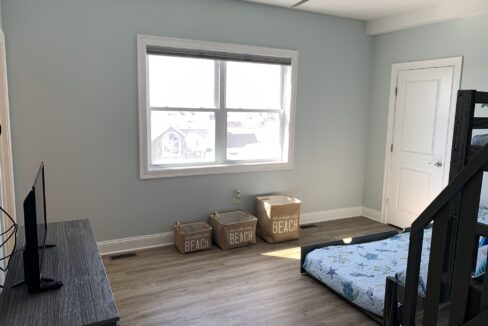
[33,163,48,272]
[23,162,62,293]
[22,162,52,292]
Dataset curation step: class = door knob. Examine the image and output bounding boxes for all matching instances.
[429,161,443,167]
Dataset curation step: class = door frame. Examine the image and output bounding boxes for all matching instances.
[381,57,463,224]
[0,29,16,287]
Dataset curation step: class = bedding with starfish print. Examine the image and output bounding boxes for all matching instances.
[303,208,488,316]
[303,229,430,316]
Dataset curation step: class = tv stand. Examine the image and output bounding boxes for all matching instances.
[0,220,119,325]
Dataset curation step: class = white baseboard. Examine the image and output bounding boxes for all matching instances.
[97,232,174,256]
[361,207,384,223]
[300,206,364,225]
[97,206,385,256]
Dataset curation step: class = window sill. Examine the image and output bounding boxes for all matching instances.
[140,161,293,179]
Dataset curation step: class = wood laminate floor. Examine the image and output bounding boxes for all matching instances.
[103,217,397,326]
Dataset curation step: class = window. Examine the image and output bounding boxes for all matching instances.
[138,35,298,178]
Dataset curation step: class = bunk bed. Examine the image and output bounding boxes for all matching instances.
[301,90,488,325]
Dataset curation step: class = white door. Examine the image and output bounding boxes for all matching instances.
[386,67,454,228]
[0,30,15,289]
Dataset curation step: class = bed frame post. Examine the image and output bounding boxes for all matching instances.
[443,90,477,300]
[450,90,477,181]
[383,277,399,326]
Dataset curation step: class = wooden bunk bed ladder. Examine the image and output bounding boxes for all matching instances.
[402,146,486,325]
[387,90,488,326]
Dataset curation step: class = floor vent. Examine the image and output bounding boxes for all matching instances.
[110,252,137,260]
[300,224,318,229]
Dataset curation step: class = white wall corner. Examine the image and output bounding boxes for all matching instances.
[361,207,384,223]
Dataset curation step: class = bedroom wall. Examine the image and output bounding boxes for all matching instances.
[2,0,373,241]
[363,14,488,212]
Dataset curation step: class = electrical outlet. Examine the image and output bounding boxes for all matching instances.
[233,190,241,204]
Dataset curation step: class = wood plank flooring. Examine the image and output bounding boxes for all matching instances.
[103,217,397,326]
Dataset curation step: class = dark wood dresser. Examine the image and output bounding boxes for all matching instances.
[0,219,119,325]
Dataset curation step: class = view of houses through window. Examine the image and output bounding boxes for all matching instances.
[151,111,216,165]
[150,111,282,165]
[148,55,289,166]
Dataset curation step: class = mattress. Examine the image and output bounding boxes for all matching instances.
[303,229,432,316]
[303,208,488,316]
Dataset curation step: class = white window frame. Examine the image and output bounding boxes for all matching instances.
[137,35,298,179]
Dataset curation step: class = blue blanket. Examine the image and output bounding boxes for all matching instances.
[303,230,431,316]
[303,208,488,316]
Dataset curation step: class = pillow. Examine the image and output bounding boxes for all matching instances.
[479,207,488,224]
[472,134,488,146]
[481,237,488,247]
[478,207,488,247]
[473,245,488,280]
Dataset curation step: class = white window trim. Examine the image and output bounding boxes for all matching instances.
[137,34,299,179]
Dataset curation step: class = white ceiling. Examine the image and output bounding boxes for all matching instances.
[242,0,488,35]
[243,0,447,20]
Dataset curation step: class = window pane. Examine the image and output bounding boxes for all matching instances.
[227,112,281,161]
[151,111,215,165]
[226,61,285,110]
[148,55,216,108]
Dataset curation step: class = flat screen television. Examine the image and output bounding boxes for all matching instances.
[22,162,62,293]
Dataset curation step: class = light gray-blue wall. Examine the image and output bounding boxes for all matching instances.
[2,0,373,241]
[363,14,488,211]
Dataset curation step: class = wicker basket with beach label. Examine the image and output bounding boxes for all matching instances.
[174,221,212,254]
[256,195,301,243]
[209,211,257,250]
